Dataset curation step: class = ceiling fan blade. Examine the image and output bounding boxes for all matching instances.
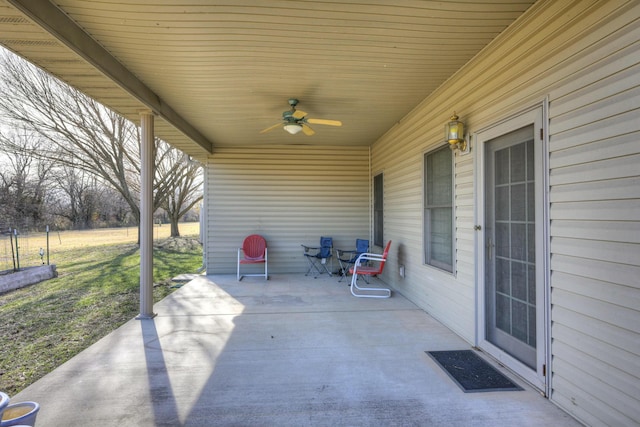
[292,109,307,119]
[260,122,283,134]
[306,118,342,127]
[301,124,315,136]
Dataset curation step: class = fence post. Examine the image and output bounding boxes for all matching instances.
[46,225,50,265]
[9,228,16,271]
[14,229,20,271]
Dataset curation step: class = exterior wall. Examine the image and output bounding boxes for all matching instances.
[546,5,640,425]
[370,1,639,426]
[205,145,370,275]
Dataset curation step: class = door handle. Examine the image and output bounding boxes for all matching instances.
[487,237,494,261]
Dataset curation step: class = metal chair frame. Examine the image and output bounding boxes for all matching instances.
[349,240,392,298]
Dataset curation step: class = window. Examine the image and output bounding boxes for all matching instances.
[373,173,383,247]
[424,146,453,272]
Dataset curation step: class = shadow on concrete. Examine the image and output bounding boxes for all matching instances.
[140,320,181,426]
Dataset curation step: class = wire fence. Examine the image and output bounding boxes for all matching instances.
[0,222,201,274]
[0,227,52,274]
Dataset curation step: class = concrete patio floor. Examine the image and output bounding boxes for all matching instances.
[12,274,582,426]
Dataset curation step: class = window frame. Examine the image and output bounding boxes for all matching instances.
[423,145,454,273]
[373,172,384,247]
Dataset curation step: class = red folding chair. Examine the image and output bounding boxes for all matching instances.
[237,234,268,281]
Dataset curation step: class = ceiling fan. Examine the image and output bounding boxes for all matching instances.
[260,98,342,136]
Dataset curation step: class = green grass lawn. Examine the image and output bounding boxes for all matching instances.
[0,236,203,396]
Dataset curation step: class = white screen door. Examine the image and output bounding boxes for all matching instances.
[476,106,548,392]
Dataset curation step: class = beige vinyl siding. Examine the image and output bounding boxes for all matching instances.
[205,145,370,275]
[372,123,476,341]
[546,3,640,424]
[371,1,639,425]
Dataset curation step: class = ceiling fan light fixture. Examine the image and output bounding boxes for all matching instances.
[260,99,342,136]
[283,123,303,134]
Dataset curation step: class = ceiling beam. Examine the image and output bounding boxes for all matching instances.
[6,0,214,154]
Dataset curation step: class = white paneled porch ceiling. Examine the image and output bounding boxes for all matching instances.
[0,0,535,159]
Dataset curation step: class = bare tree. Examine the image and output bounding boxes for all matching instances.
[0,129,52,230]
[155,144,203,237]
[0,52,140,220]
[0,49,202,237]
[48,166,100,229]
[97,186,136,228]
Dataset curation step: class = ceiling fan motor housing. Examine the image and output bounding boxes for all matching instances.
[282,111,298,122]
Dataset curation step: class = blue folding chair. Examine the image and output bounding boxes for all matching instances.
[302,236,333,277]
[335,238,369,282]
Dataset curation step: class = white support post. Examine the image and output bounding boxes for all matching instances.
[137,110,156,320]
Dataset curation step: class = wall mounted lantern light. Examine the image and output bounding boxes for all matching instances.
[445,112,469,153]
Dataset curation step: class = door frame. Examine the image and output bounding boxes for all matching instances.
[473,101,551,395]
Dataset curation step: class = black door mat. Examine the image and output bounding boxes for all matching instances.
[426,350,523,393]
